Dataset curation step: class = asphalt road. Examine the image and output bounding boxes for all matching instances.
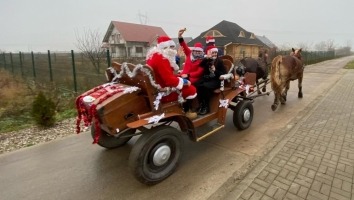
[1,56,353,200]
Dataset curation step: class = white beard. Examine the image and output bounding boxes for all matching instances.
[162,48,179,71]
[146,47,179,71]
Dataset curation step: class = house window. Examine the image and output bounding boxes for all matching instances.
[135,47,143,53]
[238,31,245,38]
[204,30,225,38]
[240,47,245,56]
[111,47,116,53]
[250,33,255,39]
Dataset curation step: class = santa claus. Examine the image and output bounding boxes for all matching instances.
[146,35,197,119]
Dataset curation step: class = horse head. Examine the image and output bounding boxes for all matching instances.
[291,48,302,60]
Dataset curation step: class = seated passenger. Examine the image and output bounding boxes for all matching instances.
[195,45,227,115]
[146,35,197,119]
[178,28,204,85]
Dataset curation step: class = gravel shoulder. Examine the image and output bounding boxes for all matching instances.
[0,118,77,154]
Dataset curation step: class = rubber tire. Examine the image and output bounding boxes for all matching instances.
[233,100,254,130]
[91,124,134,149]
[129,125,183,185]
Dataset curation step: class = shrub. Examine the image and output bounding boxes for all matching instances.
[31,92,56,127]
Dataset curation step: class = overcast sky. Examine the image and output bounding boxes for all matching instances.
[1,0,353,52]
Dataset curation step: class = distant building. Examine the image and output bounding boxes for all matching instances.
[102,21,167,58]
[256,35,277,49]
[188,20,275,59]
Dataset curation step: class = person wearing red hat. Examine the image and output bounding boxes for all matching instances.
[177,28,204,85]
[146,35,197,119]
[204,36,224,56]
[205,36,215,45]
[204,36,215,54]
[196,45,227,115]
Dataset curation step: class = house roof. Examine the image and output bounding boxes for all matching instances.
[103,21,168,44]
[172,37,193,49]
[256,35,277,48]
[188,20,266,47]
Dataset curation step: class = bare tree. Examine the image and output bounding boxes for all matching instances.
[75,28,105,73]
[297,42,312,51]
[314,41,327,51]
[345,40,352,50]
[325,39,335,51]
[278,43,291,51]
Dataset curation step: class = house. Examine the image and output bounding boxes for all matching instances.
[102,21,168,58]
[256,35,277,49]
[188,20,272,60]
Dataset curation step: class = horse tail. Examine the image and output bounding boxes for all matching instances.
[271,55,283,91]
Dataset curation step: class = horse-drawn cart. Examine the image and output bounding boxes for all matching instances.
[75,56,268,185]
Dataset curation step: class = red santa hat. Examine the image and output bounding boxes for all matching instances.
[205,44,218,54]
[192,42,203,52]
[157,36,176,49]
[206,36,215,44]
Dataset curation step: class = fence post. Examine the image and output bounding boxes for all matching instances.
[3,53,6,69]
[47,50,53,81]
[106,49,111,68]
[71,50,77,93]
[19,51,24,77]
[31,51,36,78]
[10,52,14,74]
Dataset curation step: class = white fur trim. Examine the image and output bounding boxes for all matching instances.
[210,47,218,52]
[176,77,184,90]
[192,47,203,51]
[157,40,176,49]
[185,93,197,99]
[206,39,215,43]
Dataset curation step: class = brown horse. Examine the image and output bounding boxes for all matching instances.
[270,48,304,111]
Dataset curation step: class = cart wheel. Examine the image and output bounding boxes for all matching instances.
[233,100,254,130]
[129,125,183,185]
[91,124,134,149]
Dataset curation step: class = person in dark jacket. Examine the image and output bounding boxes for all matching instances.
[195,45,227,115]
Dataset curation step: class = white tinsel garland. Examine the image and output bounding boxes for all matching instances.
[108,63,183,110]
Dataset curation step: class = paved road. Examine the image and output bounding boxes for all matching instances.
[216,63,354,200]
[0,56,353,200]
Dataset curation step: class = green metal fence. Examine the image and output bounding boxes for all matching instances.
[0,49,349,94]
[0,50,145,94]
[275,50,337,65]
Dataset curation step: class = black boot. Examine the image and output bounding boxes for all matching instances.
[198,101,209,115]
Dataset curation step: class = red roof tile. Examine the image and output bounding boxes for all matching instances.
[112,21,168,44]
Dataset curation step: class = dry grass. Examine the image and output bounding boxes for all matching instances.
[0,69,35,132]
[0,69,77,133]
[0,70,33,112]
[344,60,354,69]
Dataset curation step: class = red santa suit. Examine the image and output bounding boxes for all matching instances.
[179,40,204,84]
[146,36,197,103]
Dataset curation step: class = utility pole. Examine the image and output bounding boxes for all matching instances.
[138,10,148,25]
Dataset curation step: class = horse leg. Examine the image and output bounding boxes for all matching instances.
[271,91,280,111]
[280,81,290,104]
[256,79,261,94]
[261,78,267,92]
[298,76,303,98]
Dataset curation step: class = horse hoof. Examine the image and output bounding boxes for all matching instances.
[281,102,286,105]
[262,88,266,92]
[271,105,277,111]
[257,91,262,95]
[298,93,303,98]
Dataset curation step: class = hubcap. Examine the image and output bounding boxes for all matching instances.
[153,145,171,166]
[243,109,251,122]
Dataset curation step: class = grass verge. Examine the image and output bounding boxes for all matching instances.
[344,60,354,69]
